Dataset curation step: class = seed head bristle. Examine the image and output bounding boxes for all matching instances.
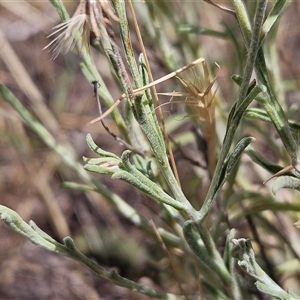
[44,14,88,59]
[44,0,119,59]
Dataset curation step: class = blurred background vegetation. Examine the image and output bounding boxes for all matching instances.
[0,0,300,299]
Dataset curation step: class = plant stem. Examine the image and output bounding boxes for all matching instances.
[0,83,174,246]
[232,0,300,171]
[48,0,128,140]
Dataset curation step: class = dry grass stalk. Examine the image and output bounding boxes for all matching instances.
[126,0,180,184]
[86,57,206,126]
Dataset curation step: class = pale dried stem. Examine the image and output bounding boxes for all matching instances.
[0,29,59,134]
[263,165,293,184]
[87,57,205,126]
[126,0,180,185]
[150,220,189,300]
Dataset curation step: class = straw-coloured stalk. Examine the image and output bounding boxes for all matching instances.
[160,61,218,175]
[44,0,119,59]
[87,57,206,126]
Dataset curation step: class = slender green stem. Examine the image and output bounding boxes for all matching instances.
[0,83,166,245]
[48,0,128,139]
[232,0,299,171]
[236,0,268,109]
[255,50,299,167]
[134,59,194,211]
[0,205,189,300]
[113,0,142,88]
[63,237,180,299]
[231,0,252,43]
[183,221,242,299]
[194,1,268,222]
[198,85,264,221]
[260,0,287,46]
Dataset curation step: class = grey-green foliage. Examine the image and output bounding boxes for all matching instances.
[232,238,299,300]
[0,205,182,300]
[0,0,300,299]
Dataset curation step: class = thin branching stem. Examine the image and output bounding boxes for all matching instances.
[231,0,299,171]
[197,1,268,222]
[48,0,129,140]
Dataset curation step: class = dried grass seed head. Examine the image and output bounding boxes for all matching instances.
[44,0,119,59]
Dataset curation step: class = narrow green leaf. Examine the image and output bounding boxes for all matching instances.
[225,137,255,178]
[260,0,287,45]
[232,238,295,299]
[272,176,300,195]
[86,134,121,159]
[246,146,296,176]
[178,24,228,38]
